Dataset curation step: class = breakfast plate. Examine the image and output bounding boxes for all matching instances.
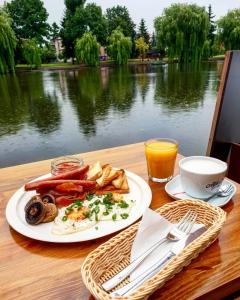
[6,170,152,243]
[165,175,236,207]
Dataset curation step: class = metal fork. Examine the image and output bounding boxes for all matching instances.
[205,184,233,201]
[101,210,197,291]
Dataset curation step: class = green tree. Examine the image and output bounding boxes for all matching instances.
[154,4,209,63]
[41,44,56,63]
[138,19,149,44]
[61,0,86,61]
[151,32,157,49]
[21,39,41,68]
[0,9,16,74]
[50,22,60,40]
[106,6,136,57]
[207,4,216,56]
[7,0,49,45]
[75,32,100,66]
[218,9,240,50]
[108,28,132,65]
[84,3,107,45]
[135,37,149,61]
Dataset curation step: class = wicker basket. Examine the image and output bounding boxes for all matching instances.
[81,200,226,300]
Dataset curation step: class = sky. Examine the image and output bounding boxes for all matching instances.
[1,0,240,32]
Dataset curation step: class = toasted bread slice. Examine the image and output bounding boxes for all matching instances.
[96,164,111,187]
[112,169,125,189]
[120,176,129,191]
[87,161,102,181]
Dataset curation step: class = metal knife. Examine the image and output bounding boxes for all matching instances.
[111,227,206,297]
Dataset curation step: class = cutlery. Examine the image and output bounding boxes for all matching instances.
[205,184,233,201]
[111,226,206,297]
[102,210,197,291]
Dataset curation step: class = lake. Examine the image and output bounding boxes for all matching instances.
[0,62,222,167]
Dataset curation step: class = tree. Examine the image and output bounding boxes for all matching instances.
[154,4,209,63]
[218,9,240,50]
[0,9,16,74]
[50,22,60,40]
[75,32,99,66]
[21,39,41,68]
[107,28,132,65]
[138,19,149,44]
[61,0,86,61]
[106,6,136,57]
[151,32,157,49]
[84,3,107,45]
[7,0,49,45]
[135,37,149,61]
[41,44,56,63]
[207,5,216,56]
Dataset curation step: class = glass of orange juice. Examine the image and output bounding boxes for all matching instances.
[144,138,178,182]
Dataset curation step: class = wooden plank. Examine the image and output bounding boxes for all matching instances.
[0,143,240,300]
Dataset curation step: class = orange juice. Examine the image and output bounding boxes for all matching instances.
[145,139,178,182]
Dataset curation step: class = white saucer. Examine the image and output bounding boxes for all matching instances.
[165,175,236,207]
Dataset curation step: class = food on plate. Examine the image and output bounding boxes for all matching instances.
[87,161,102,180]
[25,200,46,225]
[25,179,96,191]
[24,162,132,232]
[42,203,58,223]
[41,194,55,205]
[52,193,135,235]
[24,165,89,190]
[25,194,58,225]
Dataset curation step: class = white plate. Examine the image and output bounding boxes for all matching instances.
[6,170,152,243]
[165,175,236,207]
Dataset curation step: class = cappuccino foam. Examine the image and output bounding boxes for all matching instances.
[181,158,226,174]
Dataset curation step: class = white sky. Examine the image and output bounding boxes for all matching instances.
[1,0,240,32]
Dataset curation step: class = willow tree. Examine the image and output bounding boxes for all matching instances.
[0,9,16,74]
[21,39,41,68]
[107,28,132,65]
[218,9,240,50]
[154,4,209,63]
[75,32,100,66]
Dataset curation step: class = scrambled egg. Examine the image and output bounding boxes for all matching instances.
[52,194,135,235]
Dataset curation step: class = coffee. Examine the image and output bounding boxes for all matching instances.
[181,158,226,174]
[179,156,227,199]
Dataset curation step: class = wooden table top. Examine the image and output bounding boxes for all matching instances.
[1,142,240,300]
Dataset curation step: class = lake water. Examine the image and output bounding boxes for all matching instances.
[0,62,222,167]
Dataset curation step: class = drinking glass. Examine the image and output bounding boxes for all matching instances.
[144,138,178,182]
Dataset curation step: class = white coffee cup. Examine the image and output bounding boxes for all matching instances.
[179,156,227,199]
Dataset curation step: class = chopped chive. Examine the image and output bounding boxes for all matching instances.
[120,213,129,219]
[86,194,94,201]
[112,213,117,221]
[62,216,67,221]
[103,211,109,216]
[118,201,129,208]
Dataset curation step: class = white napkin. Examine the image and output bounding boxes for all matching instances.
[130,208,203,281]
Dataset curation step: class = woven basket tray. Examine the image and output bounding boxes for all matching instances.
[81,200,226,300]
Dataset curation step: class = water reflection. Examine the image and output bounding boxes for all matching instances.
[0,63,220,167]
[65,67,136,135]
[154,64,212,111]
[0,72,61,136]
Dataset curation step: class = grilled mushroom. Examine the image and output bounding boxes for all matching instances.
[41,194,56,205]
[25,200,46,225]
[25,195,42,212]
[42,203,58,223]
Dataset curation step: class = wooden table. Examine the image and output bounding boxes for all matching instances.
[1,143,240,300]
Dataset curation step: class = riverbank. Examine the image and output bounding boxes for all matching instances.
[15,56,224,72]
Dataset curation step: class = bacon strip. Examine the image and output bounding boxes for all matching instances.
[25,179,96,191]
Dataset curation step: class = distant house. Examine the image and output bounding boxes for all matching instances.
[53,37,64,61]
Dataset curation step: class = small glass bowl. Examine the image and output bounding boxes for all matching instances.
[51,156,84,175]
